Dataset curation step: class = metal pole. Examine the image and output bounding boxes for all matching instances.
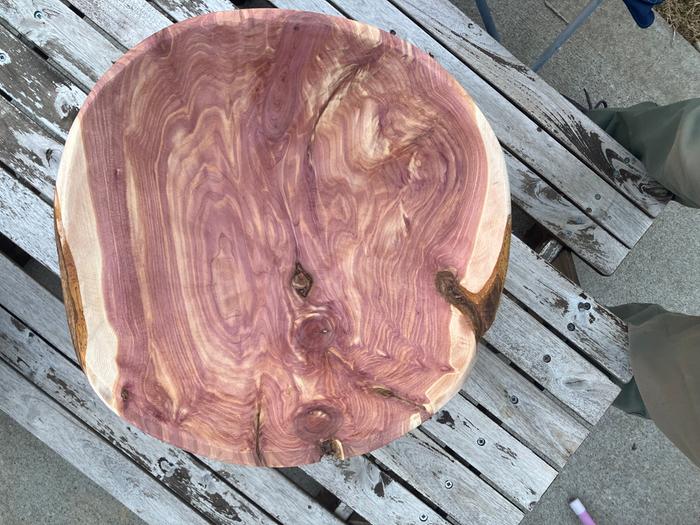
[474,0,501,43]
[531,0,605,72]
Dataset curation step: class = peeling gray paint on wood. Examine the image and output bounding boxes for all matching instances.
[464,345,589,468]
[68,0,171,48]
[486,295,620,424]
[0,0,122,88]
[372,431,523,525]
[0,97,63,199]
[0,26,84,137]
[151,0,236,22]
[508,238,632,382]
[302,455,449,525]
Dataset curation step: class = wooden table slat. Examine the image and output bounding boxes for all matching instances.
[372,431,524,525]
[0,96,61,200]
[464,345,589,468]
[151,0,236,21]
[67,0,171,48]
[391,0,671,217]
[486,295,619,424]
[0,254,345,525]
[0,358,211,525]
[421,395,557,510]
[0,25,84,138]
[271,0,652,250]
[301,456,450,525]
[0,0,122,88]
[504,149,628,275]
[0,168,57,272]
[508,237,632,382]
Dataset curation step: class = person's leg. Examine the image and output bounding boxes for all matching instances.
[588,99,700,208]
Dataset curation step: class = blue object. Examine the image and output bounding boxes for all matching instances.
[622,0,665,28]
[475,0,666,72]
[474,0,501,42]
[532,0,605,72]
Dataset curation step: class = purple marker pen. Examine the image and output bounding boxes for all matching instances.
[569,498,596,525]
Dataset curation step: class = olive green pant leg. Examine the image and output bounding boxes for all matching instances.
[610,304,700,466]
[585,101,700,466]
[588,99,700,208]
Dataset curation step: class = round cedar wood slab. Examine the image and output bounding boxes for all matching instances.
[54,9,511,467]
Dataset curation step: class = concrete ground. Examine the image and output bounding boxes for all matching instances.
[452,0,700,523]
[0,411,143,525]
[1,1,699,524]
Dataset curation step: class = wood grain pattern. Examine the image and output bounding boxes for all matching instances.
[0,254,344,525]
[272,0,653,250]
[54,9,510,466]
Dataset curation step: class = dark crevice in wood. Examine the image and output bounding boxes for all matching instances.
[0,161,53,207]
[0,232,31,267]
[369,386,430,419]
[235,0,275,8]
[58,0,86,18]
[278,467,349,517]
[30,44,49,61]
[319,438,344,460]
[145,0,178,24]
[253,400,265,466]
[435,270,484,336]
[0,86,12,102]
[290,262,313,298]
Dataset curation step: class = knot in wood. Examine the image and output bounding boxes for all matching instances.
[295,314,335,350]
[294,404,342,442]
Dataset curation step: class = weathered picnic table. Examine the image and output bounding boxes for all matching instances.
[0,0,671,523]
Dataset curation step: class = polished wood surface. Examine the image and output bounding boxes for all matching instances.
[54,9,510,466]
